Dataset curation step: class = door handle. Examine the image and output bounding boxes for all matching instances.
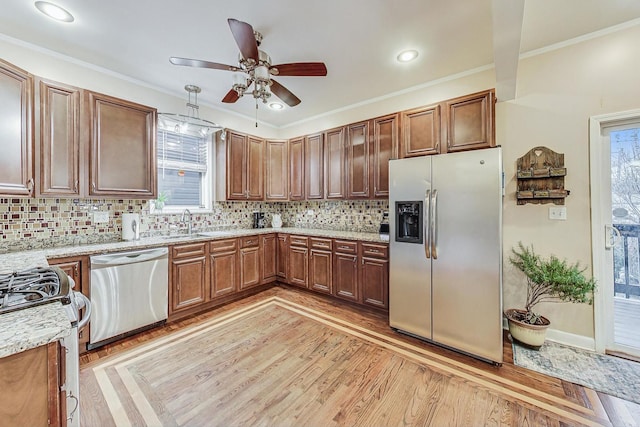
[431,189,438,259]
[604,224,621,249]
[425,189,431,259]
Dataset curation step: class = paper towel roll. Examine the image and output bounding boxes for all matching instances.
[122,213,140,241]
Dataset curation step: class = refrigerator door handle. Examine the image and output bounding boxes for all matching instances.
[431,189,438,259]
[425,189,431,259]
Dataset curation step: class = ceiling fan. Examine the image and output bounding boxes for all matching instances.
[169,18,327,108]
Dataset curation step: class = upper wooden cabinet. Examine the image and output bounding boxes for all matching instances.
[444,89,495,153]
[400,104,441,158]
[88,91,157,198]
[324,127,345,199]
[0,59,34,196]
[289,137,305,201]
[36,79,82,197]
[224,130,264,200]
[305,133,324,199]
[265,139,288,201]
[346,121,370,198]
[371,113,398,198]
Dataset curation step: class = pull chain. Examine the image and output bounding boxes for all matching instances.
[255,99,258,127]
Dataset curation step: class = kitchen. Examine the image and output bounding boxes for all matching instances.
[2,1,640,426]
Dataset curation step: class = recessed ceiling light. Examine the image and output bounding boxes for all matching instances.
[269,102,284,110]
[397,49,419,63]
[34,1,74,22]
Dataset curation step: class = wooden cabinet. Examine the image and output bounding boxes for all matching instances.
[239,236,261,289]
[277,234,290,281]
[289,137,305,201]
[0,59,34,196]
[444,90,495,153]
[224,130,264,200]
[371,114,398,198]
[360,243,389,309]
[265,140,289,201]
[346,121,370,198]
[170,243,208,313]
[400,104,441,158]
[309,238,333,294]
[0,342,65,427]
[88,91,156,198]
[36,79,82,197]
[324,127,345,199]
[305,133,324,199]
[333,240,359,302]
[288,235,309,288]
[209,239,238,299]
[260,233,277,284]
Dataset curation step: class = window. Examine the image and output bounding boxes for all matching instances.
[157,129,211,209]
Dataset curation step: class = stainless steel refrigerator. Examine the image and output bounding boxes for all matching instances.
[389,147,503,364]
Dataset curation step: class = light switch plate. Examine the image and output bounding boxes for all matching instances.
[93,212,109,223]
[549,206,567,220]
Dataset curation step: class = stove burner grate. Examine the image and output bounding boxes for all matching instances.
[0,267,71,314]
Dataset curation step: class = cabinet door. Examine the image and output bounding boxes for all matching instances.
[210,251,237,299]
[333,252,359,302]
[400,105,440,158]
[0,59,34,196]
[265,140,289,201]
[261,234,277,283]
[445,90,495,153]
[240,246,261,289]
[361,257,389,309]
[288,246,309,288]
[289,137,305,200]
[277,234,289,280]
[227,131,247,200]
[346,121,370,198]
[88,91,156,198]
[324,127,345,199]
[305,133,324,199]
[171,256,207,312]
[309,249,332,294]
[371,113,398,198]
[247,136,264,200]
[37,79,82,197]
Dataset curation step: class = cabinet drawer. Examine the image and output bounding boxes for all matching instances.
[209,238,237,253]
[334,240,357,254]
[171,243,206,259]
[240,236,259,248]
[361,243,388,259]
[289,235,308,247]
[310,238,332,251]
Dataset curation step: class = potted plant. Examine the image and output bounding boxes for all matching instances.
[152,191,169,212]
[505,242,597,349]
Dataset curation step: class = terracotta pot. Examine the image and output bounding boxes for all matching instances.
[504,308,550,350]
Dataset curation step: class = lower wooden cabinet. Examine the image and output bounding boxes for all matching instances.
[209,239,238,299]
[276,234,289,281]
[0,342,65,427]
[170,243,208,313]
[288,244,309,288]
[240,240,261,290]
[361,256,389,309]
[309,249,332,294]
[261,234,277,283]
[333,251,359,302]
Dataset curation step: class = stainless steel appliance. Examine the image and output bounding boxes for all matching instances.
[253,212,265,228]
[0,267,91,427]
[89,247,168,349]
[389,147,503,364]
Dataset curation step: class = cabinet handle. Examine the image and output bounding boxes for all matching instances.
[27,178,34,193]
[353,256,357,262]
[74,265,78,276]
[339,246,350,250]
[246,240,254,244]
[74,180,79,192]
[368,249,380,253]
[92,182,96,192]
[361,258,364,265]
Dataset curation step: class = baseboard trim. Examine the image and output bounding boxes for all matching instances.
[502,318,596,351]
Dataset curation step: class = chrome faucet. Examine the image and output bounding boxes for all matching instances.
[181,209,193,235]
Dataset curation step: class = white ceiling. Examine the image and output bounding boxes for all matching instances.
[1,0,640,128]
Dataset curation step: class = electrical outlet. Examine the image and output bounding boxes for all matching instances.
[548,206,567,220]
[93,212,109,223]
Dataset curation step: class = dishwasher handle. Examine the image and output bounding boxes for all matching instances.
[91,247,168,268]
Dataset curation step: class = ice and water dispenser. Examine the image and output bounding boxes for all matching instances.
[395,201,423,244]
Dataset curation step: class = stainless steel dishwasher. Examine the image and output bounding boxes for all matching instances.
[89,247,169,349]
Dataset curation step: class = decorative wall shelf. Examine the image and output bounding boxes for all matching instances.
[516,146,569,205]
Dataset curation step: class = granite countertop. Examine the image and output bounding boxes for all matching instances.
[0,227,387,359]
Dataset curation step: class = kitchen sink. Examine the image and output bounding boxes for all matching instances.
[197,231,231,238]
[160,234,195,240]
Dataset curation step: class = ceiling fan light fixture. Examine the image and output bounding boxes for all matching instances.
[158,85,223,137]
[269,102,284,110]
[34,1,74,22]
[397,49,419,63]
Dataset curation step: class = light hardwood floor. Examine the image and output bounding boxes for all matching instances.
[80,285,640,426]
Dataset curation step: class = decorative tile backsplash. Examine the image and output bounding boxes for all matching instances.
[0,198,388,252]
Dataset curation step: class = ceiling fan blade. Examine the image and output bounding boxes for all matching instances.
[270,80,301,107]
[270,62,327,77]
[221,89,240,103]
[170,57,240,72]
[227,18,259,62]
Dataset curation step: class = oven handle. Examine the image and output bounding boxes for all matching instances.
[75,292,92,330]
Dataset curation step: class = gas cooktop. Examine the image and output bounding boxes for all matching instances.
[0,267,71,314]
